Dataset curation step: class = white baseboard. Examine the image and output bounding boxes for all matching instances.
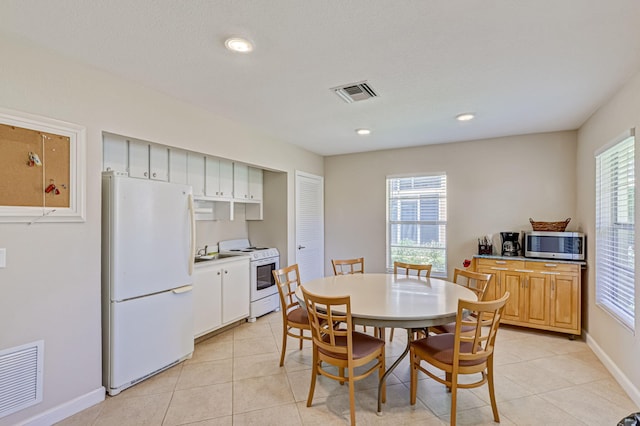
[586,332,640,407]
[19,387,105,426]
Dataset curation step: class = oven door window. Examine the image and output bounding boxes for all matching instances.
[256,262,276,291]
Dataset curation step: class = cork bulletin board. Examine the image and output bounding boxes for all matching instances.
[0,123,70,208]
[0,108,86,223]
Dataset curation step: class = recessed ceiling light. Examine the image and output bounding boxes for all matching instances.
[456,113,475,121]
[355,128,371,135]
[224,37,253,53]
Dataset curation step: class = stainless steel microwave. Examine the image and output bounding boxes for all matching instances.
[524,231,585,260]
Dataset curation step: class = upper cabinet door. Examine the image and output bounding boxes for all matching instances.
[233,163,249,200]
[205,157,221,197]
[128,139,150,179]
[169,148,188,184]
[103,133,128,173]
[149,145,169,181]
[187,152,205,197]
[219,159,234,198]
[248,167,263,201]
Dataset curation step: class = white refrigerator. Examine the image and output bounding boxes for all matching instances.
[102,171,196,396]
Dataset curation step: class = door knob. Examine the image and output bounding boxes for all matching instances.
[298,245,306,250]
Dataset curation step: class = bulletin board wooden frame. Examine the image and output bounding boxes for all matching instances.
[0,108,86,223]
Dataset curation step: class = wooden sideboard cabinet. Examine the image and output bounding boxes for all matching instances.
[473,256,582,337]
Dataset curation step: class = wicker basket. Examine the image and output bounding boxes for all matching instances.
[529,217,571,232]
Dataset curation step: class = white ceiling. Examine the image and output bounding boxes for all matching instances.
[2,1,640,156]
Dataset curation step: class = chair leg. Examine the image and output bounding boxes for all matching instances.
[450,372,458,426]
[379,351,386,403]
[389,327,394,341]
[339,367,345,385]
[299,328,303,350]
[279,325,288,367]
[306,348,318,407]
[348,365,356,425]
[445,372,452,392]
[487,357,500,423]
[409,347,418,405]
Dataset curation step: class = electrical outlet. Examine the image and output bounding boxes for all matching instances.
[0,248,5,268]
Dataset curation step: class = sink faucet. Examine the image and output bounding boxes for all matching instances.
[197,245,208,257]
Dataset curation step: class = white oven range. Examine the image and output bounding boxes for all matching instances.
[218,239,280,322]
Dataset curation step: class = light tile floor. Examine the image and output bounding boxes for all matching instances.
[57,312,638,425]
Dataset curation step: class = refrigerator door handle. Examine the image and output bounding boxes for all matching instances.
[173,285,194,294]
[188,194,196,275]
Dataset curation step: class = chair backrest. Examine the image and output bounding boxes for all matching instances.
[273,264,302,316]
[454,292,510,365]
[393,261,432,278]
[331,257,364,275]
[300,286,353,357]
[452,268,492,300]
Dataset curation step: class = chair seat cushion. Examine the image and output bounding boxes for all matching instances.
[287,307,309,326]
[319,331,384,360]
[432,321,475,334]
[411,333,485,366]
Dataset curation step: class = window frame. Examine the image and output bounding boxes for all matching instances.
[386,173,447,276]
[595,128,636,332]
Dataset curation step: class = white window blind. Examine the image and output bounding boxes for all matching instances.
[386,174,447,275]
[595,131,635,330]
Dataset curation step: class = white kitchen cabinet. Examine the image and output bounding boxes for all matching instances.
[193,257,250,338]
[248,167,263,201]
[103,133,128,173]
[187,152,206,197]
[221,257,250,323]
[193,266,223,337]
[129,139,169,181]
[169,148,188,184]
[233,163,250,200]
[205,157,233,198]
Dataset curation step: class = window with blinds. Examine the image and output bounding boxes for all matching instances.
[386,174,447,275]
[595,130,635,331]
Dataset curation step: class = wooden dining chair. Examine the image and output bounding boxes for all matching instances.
[300,286,386,426]
[389,261,433,341]
[331,257,372,334]
[430,268,493,335]
[272,264,312,366]
[331,257,365,275]
[410,292,510,426]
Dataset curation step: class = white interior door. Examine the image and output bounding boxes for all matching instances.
[295,171,324,283]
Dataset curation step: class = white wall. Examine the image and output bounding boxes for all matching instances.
[324,131,578,277]
[576,70,640,405]
[0,34,322,425]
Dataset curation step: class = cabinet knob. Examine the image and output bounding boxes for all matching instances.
[217,272,221,275]
[144,172,148,177]
[224,270,228,274]
[152,172,157,178]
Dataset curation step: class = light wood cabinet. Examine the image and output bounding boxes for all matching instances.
[193,257,250,338]
[474,257,581,336]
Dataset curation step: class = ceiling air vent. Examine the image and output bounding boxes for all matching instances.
[331,81,378,103]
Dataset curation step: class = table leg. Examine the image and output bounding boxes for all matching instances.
[377,328,416,414]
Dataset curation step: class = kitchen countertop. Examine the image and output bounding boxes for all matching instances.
[193,254,251,267]
[473,254,587,266]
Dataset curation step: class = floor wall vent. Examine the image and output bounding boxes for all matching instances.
[331,81,378,103]
[0,340,44,419]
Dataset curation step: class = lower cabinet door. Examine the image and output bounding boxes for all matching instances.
[193,268,222,337]
[222,259,250,324]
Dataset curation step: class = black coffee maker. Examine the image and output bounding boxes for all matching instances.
[500,232,521,256]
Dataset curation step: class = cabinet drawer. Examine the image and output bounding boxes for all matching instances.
[524,261,579,274]
[476,258,524,270]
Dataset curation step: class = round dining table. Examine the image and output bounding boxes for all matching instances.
[295,273,476,413]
